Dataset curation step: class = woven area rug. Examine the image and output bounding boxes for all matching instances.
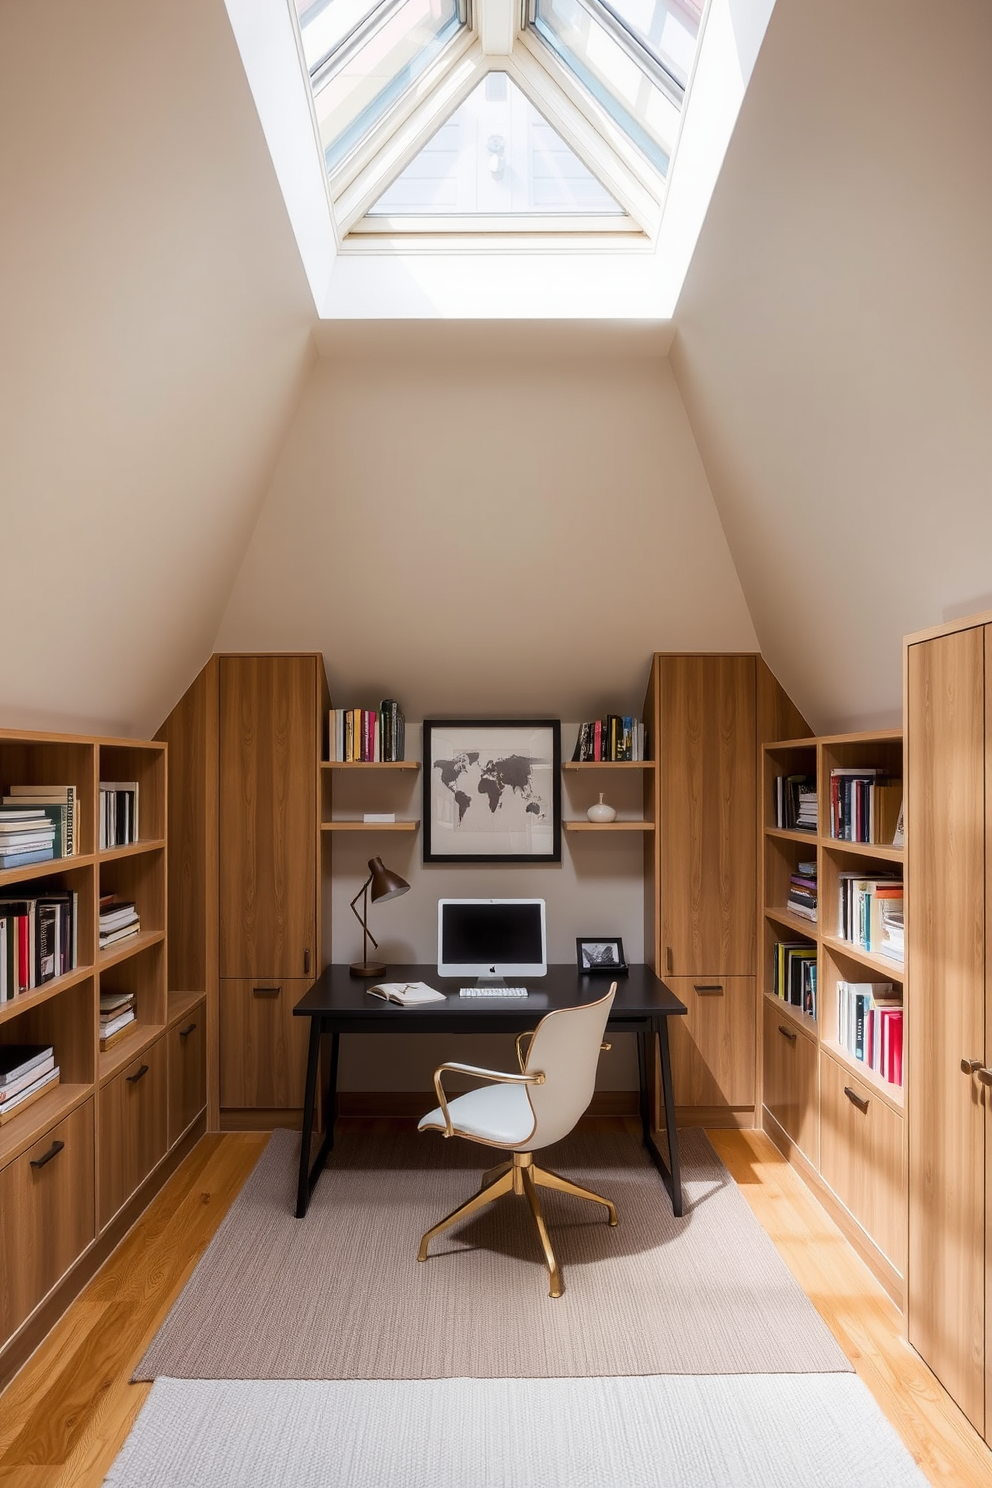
[135,1128,850,1380]
[107,1375,928,1488]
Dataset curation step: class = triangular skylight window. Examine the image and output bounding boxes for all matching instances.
[356,72,633,232]
[296,0,467,176]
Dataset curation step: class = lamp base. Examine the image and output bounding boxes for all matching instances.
[350,960,386,978]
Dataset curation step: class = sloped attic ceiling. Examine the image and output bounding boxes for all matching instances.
[670,0,992,733]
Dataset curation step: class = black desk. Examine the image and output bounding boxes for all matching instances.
[292,964,687,1221]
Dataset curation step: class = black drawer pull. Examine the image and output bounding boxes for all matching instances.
[778,1024,797,1043]
[694,984,724,996]
[127,1063,150,1084]
[30,1139,64,1169]
[179,1022,197,1038]
[304,949,311,976]
[844,1085,869,1114]
[252,986,281,998]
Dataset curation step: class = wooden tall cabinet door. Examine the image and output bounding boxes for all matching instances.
[907,625,986,1432]
[658,655,756,977]
[218,656,317,979]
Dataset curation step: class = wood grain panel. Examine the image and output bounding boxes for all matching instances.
[907,626,985,1432]
[218,657,316,979]
[820,1050,906,1269]
[762,997,818,1162]
[168,1004,206,1147]
[659,655,756,976]
[0,1101,94,1345]
[218,978,310,1109]
[663,975,755,1108]
[98,1037,167,1229]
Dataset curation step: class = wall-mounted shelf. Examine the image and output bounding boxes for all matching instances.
[321,821,420,832]
[563,761,653,771]
[322,761,419,770]
[563,820,654,831]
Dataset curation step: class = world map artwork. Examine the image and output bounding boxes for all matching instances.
[433,751,548,828]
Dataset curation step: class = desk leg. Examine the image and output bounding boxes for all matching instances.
[296,1017,321,1218]
[638,1021,684,1219]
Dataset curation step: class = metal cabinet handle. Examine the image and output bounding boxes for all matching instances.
[304,949,311,976]
[778,1024,797,1043]
[179,1022,197,1039]
[694,984,724,996]
[665,947,674,974]
[127,1063,149,1084]
[978,1068,992,1088]
[961,1058,992,1085]
[30,1139,65,1169]
[844,1086,870,1114]
[252,986,281,999]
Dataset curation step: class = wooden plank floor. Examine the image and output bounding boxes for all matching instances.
[1,1126,991,1486]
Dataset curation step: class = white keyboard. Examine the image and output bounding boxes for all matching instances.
[459,986,529,998]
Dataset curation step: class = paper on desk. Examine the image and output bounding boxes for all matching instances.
[367,982,446,1006]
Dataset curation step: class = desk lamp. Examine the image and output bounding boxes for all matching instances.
[350,856,410,976]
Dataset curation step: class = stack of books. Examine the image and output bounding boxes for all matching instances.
[0,808,57,869]
[0,1044,59,1125]
[837,874,904,962]
[100,990,136,1050]
[836,980,903,1085]
[99,782,139,848]
[774,774,817,832]
[571,716,647,762]
[0,784,77,861]
[0,891,79,1000]
[787,860,817,922]
[829,769,902,844]
[773,941,817,1018]
[99,895,140,950]
[328,702,405,762]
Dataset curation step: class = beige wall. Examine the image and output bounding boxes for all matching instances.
[0,0,316,738]
[671,0,992,734]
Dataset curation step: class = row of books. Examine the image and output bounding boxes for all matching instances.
[0,1044,60,1126]
[0,892,79,1000]
[837,875,903,963]
[774,774,817,832]
[100,895,140,950]
[328,703,405,762]
[828,769,903,845]
[836,980,904,1086]
[787,860,817,922]
[0,784,78,866]
[773,942,817,1018]
[100,990,136,1050]
[99,782,140,849]
[571,717,648,762]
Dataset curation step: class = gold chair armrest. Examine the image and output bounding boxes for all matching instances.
[515,1030,534,1071]
[601,1042,612,1051]
[432,1061,546,1138]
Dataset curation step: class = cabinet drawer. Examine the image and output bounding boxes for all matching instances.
[99,1035,168,1228]
[819,1051,906,1267]
[762,1001,818,1163]
[664,976,756,1108]
[169,1003,206,1146]
[219,978,310,1109]
[0,1099,95,1344]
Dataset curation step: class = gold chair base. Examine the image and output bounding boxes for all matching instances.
[417,1150,617,1299]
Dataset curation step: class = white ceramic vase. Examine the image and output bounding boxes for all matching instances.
[587,792,617,823]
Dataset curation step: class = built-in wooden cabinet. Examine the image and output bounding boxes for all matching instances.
[98,1035,168,1228]
[905,615,989,1437]
[168,992,207,1148]
[159,653,329,1128]
[762,1000,818,1162]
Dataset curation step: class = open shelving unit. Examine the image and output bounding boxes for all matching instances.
[562,757,656,833]
[760,728,906,1304]
[320,759,421,831]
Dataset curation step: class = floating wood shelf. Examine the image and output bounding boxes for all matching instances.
[322,761,420,770]
[563,820,654,831]
[563,761,653,770]
[321,821,420,832]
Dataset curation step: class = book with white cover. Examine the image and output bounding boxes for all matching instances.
[367,982,445,1006]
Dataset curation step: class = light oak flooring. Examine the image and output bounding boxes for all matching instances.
[1,1125,991,1487]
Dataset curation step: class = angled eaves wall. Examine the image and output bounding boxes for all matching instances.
[0,0,317,738]
[670,0,992,734]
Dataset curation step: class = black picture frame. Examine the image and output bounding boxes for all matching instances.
[423,719,561,863]
[576,937,627,974]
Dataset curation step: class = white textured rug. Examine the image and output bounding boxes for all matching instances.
[105,1375,929,1488]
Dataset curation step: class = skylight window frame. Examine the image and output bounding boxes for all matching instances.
[309,0,471,92]
[526,0,684,110]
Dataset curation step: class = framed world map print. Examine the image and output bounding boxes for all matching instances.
[423,720,561,863]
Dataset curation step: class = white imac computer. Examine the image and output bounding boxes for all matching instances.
[437,899,547,984]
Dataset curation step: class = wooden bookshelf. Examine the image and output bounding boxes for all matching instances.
[760,729,906,1305]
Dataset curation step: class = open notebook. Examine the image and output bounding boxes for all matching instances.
[367,982,445,1006]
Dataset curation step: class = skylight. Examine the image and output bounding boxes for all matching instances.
[296,0,467,174]
[360,71,628,228]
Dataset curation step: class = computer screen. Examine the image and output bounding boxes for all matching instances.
[437,899,547,980]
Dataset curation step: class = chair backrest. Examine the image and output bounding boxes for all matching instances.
[522,984,616,1148]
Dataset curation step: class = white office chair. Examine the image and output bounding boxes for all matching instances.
[417,983,617,1298]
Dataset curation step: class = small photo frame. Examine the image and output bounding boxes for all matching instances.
[576,937,627,974]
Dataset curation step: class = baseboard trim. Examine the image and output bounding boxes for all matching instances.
[761,1105,904,1310]
[0,1113,206,1393]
